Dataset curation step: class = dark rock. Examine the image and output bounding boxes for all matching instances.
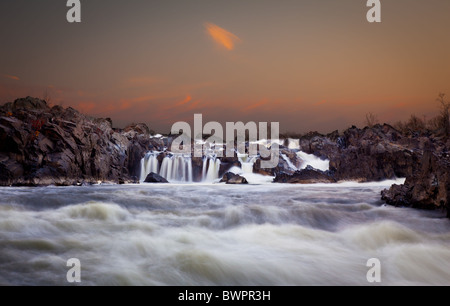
[191,157,204,182]
[12,97,49,111]
[220,172,234,183]
[274,166,336,184]
[326,130,340,141]
[253,158,275,176]
[0,97,153,186]
[228,175,248,184]
[297,124,422,182]
[220,172,248,184]
[123,123,150,136]
[382,141,450,215]
[144,172,169,183]
[218,157,241,178]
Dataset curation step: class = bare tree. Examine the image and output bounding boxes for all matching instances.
[407,114,426,132]
[365,112,379,128]
[428,116,441,131]
[42,89,52,106]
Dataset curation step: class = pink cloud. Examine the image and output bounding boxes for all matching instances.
[4,75,20,81]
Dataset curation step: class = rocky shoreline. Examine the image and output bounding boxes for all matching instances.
[0,97,448,217]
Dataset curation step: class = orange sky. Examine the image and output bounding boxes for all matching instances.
[1,0,449,133]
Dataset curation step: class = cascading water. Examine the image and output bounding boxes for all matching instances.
[140,152,218,183]
[139,143,331,183]
[141,153,193,182]
[237,153,257,174]
[287,138,300,150]
[140,153,160,182]
[280,153,298,171]
[203,156,221,182]
[4,180,449,286]
[160,154,193,182]
[202,158,208,180]
[296,151,330,172]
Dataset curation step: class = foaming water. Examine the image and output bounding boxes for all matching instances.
[0,183,449,285]
[297,151,330,171]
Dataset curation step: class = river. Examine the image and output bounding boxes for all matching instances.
[1,181,449,285]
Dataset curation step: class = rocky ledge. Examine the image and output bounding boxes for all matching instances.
[0,97,163,186]
[381,140,450,217]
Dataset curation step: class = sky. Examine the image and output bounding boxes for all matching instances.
[1,0,449,133]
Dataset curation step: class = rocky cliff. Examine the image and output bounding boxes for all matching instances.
[297,125,423,181]
[381,139,450,217]
[0,97,163,186]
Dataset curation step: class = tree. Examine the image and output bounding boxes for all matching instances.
[407,114,426,133]
[393,115,426,135]
[365,112,379,128]
[42,89,52,106]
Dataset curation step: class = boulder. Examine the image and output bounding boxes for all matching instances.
[218,157,241,178]
[144,172,169,183]
[220,172,248,184]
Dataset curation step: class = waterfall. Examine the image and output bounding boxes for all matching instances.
[140,153,160,182]
[203,156,221,182]
[139,147,330,184]
[202,158,208,181]
[237,153,256,174]
[280,153,298,171]
[159,157,172,180]
[296,151,330,172]
[159,154,193,182]
[141,153,193,183]
[288,138,300,150]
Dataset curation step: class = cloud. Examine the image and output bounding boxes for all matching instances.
[4,75,20,81]
[175,95,192,106]
[205,22,241,51]
[242,100,268,112]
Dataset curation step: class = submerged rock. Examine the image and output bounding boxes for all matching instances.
[273,166,336,184]
[144,172,169,183]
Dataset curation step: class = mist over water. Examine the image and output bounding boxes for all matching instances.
[1,183,449,286]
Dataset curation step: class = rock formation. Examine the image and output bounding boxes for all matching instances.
[0,97,162,186]
[273,166,336,184]
[381,140,450,216]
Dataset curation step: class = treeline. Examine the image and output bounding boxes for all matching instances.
[389,93,449,137]
[280,93,449,140]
